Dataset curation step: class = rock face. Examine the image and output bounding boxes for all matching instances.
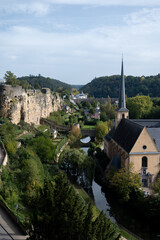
[0,84,62,125]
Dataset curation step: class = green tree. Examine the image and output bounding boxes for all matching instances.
[30,136,55,163]
[27,173,120,240]
[92,211,120,240]
[34,82,41,89]
[5,140,17,157]
[107,95,111,111]
[126,95,153,119]
[153,172,160,194]
[95,122,108,141]
[100,112,108,121]
[109,164,142,202]
[59,147,95,187]
[89,107,96,115]
[21,156,44,190]
[20,79,31,89]
[4,71,20,86]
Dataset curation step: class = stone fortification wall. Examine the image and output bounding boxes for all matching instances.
[0,84,62,125]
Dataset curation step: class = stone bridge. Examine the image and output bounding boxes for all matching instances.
[81,129,95,137]
[40,118,96,137]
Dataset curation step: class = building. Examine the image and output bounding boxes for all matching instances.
[104,59,160,188]
[72,91,87,100]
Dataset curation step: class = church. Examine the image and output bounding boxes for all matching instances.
[104,60,160,188]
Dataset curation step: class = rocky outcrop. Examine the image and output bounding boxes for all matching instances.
[0,84,62,125]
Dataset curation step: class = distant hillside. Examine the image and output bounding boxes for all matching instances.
[80,74,160,98]
[71,85,84,90]
[18,75,72,92]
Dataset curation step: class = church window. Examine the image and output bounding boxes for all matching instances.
[143,169,146,175]
[143,145,147,150]
[142,156,148,167]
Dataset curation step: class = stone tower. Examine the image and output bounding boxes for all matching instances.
[115,58,129,128]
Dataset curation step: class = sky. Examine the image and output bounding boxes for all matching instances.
[0,0,160,85]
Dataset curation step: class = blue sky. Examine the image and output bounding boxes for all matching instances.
[0,0,160,84]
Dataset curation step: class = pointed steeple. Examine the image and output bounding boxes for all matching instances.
[118,57,126,109]
[115,57,129,128]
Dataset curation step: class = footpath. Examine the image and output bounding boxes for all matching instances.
[0,205,28,240]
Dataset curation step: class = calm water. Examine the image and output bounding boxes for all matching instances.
[80,136,91,143]
[80,136,90,154]
[92,180,116,223]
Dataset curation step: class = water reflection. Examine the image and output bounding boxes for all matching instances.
[80,136,91,143]
[81,147,88,154]
[92,180,116,223]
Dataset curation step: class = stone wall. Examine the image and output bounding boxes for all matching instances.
[0,142,8,168]
[0,84,62,125]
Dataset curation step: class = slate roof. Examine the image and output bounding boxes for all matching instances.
[147,128,160,151]
[118,108,129,112]
[107,118,144,153]
[130,119,160,128]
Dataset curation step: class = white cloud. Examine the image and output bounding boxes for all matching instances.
[19,3,50,16]
[1,0,160,15]
[0,10,159,83]
[0,1,50,16]
[0,3,160,83]
[47,0,160,6]
[125,8,160,25]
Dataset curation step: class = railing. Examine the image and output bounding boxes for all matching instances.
[54,137,68,161]
[41,118,96,137]
[0,223,14,240]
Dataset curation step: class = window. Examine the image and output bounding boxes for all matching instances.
[143,169,146,175]
[143,145,147,150]
[122,113,125,118]
[142,156,148,167]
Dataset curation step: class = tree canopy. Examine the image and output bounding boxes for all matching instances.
[27,173,121,240]
[80,74,160,98]
[126,95,153,119]
[4,71,20,86]
[95,122,108,141]
[108,165,142,202]
[18,75,72,92]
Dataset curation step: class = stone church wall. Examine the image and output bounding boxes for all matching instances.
[0,84,62,125]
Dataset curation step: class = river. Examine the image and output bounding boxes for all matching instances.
[80,137,116,223]
[92,180,116,223]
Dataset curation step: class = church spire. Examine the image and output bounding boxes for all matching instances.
[115,57,129,128]
[118,57,126,109]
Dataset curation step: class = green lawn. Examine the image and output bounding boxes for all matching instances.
[119,229,137,240]
[18,132,34,140]
[81,125,96,130]
[74,186,99,220]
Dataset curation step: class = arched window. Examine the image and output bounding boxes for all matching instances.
[142,156,148,167]
[122,113,125,118]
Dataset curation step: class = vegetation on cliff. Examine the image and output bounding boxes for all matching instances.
[4,71,72,92]
[18,74,72,92]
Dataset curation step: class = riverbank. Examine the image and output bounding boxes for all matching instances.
[74,181,138,240]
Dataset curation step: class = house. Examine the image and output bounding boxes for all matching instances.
[51,129,57,138]
[73,91,87,99]
[104,59,160,188]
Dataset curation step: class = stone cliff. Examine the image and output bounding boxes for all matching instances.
[0,84,62,125]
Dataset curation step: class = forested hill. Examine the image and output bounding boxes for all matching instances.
[80,74,160,98]
[18,75,72,91]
